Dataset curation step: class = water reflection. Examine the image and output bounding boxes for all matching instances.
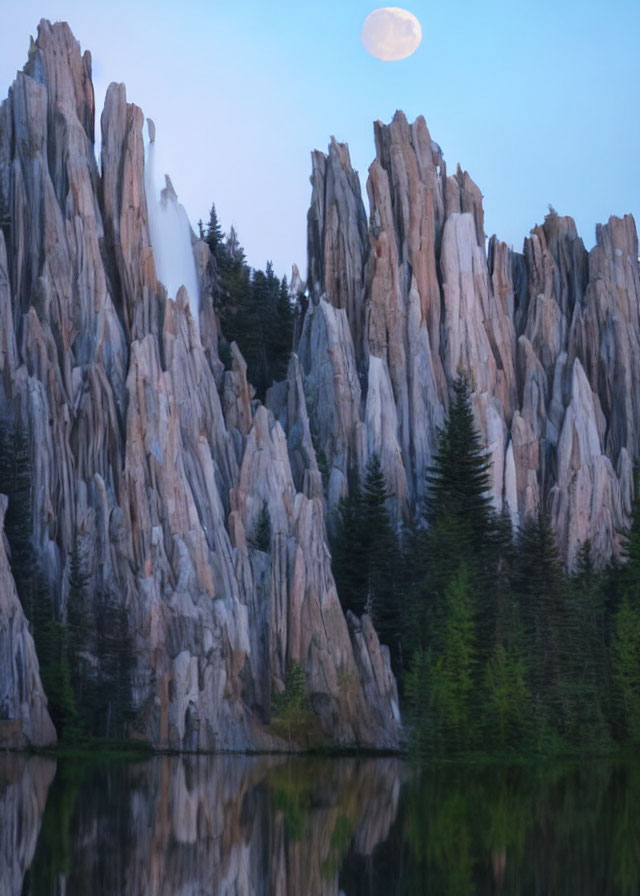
[0,754,56,896]
[17,754,402,896]
[5,753,640,895]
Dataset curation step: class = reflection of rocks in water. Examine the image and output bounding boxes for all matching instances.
[51,756,403,896]
[0,754,56,895]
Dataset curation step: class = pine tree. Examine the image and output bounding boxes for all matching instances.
[331,455,401,668]
[252,501,272,552]
[424,375,494,553]
[408,374,498,667]
[331,476,367,616]
[67,536,91,731]
[620,469,640,602]
[204,203,224,258]
[514,510,567,740]
[611,598,640,743]
[408,565,477,754]
[360,454,401,667]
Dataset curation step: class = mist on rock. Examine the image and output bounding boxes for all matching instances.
[144,119,200,330]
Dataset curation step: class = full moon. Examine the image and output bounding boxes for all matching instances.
[361,7,422,62]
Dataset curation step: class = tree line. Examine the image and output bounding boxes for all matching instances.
[199,204,297,399]
[0,421,134,743]
[331,376,640,756]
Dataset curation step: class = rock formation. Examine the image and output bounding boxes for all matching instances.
[0,20,401,750]
[0,494,56,748]
[300,110,639,570]
[0,19,637,751]
[0,754,56,893]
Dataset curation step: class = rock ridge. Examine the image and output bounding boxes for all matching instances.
[0,20,401,750]
[299,109,639,572]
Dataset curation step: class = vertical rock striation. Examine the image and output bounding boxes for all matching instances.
[0,20,401,750]
[301,110,639,567]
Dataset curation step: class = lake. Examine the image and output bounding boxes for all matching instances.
[2,752,639,894]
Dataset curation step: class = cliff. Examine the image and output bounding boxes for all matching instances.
[0,19,637,751]
[0,20,400,750]
[299,112,639,569]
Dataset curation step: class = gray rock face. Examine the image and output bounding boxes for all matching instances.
[0,494,57,748]
[0,20,401,750]
[302,110,639,567]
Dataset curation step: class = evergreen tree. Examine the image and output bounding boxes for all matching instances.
[332,476,367,616]
[514,511,567,741]
[252,500,272,552]
[611,598,640,743]
[203,202,296,399]
[331,455,401,669]
[360,454,401,668]
[66,536,91,732]
[408,565,477,754]
[408,374,499,666]
[204,203,224,258]
[424,375,494,553]
[93,591,135,738]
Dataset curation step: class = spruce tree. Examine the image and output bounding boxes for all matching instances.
[331,455,400,667]
[409,374,498,664]
[360,454,401,667]
[204,203,224,258]
[424,375,494,553]
[332,477,367,616]
[514,510,567,741]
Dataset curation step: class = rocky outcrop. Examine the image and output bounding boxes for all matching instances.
[301,110,639,567]
[0,495,56,748]
[0,20,401,750]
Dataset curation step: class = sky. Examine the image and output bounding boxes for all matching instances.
[1,0,639,278]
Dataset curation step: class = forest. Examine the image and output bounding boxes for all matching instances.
[332,375,640,756]
[3,204,639,757]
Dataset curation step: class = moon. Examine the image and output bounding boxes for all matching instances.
[361,7,422,62]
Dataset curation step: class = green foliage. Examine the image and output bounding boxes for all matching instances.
[407,566,477,755]
[251,500,271,552]
[402,378,640,757]
[268,761,313,840]
[92,595,135,739]
[331,454,402,673]
[423,375,495,556]
[483,642,529,750]
[204,203,296,399]
[611,598,640,743]
[0,420,36,618]
[271,660,320,747]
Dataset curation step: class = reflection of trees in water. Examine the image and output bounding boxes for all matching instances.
[395,763,640,896]
[14,756,640,895]
[18,755,403,896]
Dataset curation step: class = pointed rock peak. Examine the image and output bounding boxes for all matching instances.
[541,207,579,243]
[391,109,409,128]
[328,136,354,169]
[147,117,156,144]
[23,18,95,143]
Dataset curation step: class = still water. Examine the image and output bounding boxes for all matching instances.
[2,752,639,895]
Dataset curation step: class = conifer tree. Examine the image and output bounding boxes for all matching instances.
[332,476,367,616]
[332,455,400,665]
[514,511,567,738]
[409,374,498,662]
[204,203,224,258]
[360,454,401,666]
[424,375,494,553]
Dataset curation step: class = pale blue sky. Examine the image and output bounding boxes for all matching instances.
[1,0,639,277]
